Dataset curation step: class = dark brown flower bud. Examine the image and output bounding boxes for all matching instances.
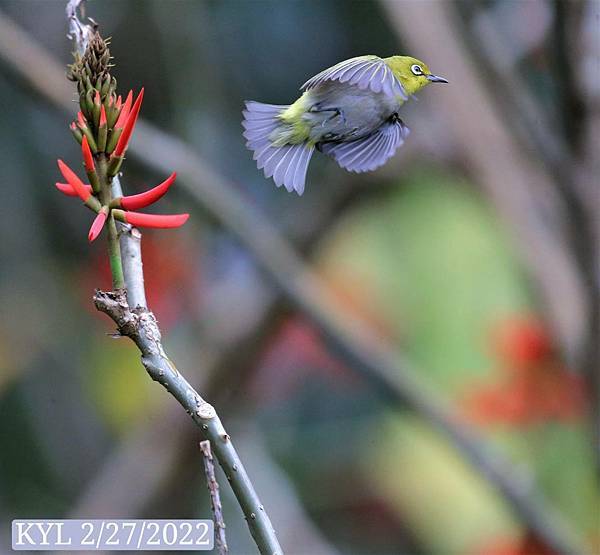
[67,30,116,97]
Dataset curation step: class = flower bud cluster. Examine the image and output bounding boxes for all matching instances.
[57,31,188,242]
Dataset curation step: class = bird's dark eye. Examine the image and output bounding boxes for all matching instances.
[411,64,423,76]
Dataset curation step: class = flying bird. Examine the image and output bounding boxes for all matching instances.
[242,55,447,195]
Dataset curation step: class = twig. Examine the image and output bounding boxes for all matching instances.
[93,289,281,554]
[111,176,147,309]
[0,10,584,555]
[99,132,282,555]
[65,0,93,55]
[200,441,228,555]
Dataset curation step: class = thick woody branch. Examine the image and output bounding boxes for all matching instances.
[93,289,281,555]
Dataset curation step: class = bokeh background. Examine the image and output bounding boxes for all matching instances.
[0,1,598,554]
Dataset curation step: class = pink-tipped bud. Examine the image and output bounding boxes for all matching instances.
[70,122,77,131]
[119,172,177,210]
[115,95,122,110]
[99,105,107,127]
[57,159,92,202]
[55,182,93,197]
[81,136,95,172]
[77,111,87,127]
[94,90,101,106]
[114,90,133,129]
[88,207,108,242]
[120,210,189,229]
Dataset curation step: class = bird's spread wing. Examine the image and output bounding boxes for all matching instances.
[301,56,407,100]
[319,118,410,173]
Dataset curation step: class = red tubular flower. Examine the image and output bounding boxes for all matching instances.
[118,172,177,210]
[113,88,144,157]
[115,209,189,229]
[114,90,133,129]
[81,136,95,172]
[57,159,92,202]
[55,182,93,197]
[88,207,108,242]
[100,105,107,127]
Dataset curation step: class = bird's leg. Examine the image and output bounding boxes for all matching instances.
[388,113,410,138]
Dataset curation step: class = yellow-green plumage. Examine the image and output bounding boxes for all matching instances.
[383,56,438,96]
[275,95,313,145]
[242,55,447,195]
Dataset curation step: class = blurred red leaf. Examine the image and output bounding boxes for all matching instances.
[463,315,587,426]
[471,532,557,555]
[491,315,552,368]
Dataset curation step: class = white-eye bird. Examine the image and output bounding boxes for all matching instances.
[242,55,447,195]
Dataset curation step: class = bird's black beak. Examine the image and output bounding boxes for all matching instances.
[426,74,448,83]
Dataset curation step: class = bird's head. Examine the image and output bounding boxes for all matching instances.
[384,55,448,97]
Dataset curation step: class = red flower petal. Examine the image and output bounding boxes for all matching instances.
[100,105,107,127]
[81,135,95,172]
[55,182,93,197]
[114,90,133,130]
[57,159,91,202]
[122,210,189,229]
[120,172,177,210]
[88,208,108,242]
[113,88,144,157]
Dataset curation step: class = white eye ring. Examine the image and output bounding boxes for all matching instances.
[411,64,423,76]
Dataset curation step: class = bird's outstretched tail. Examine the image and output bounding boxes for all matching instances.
[242,101,314,195]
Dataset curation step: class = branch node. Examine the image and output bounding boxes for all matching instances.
[196,403,217,420]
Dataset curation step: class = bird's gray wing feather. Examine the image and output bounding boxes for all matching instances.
[301,56,407,100]
[320,118,410,173]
